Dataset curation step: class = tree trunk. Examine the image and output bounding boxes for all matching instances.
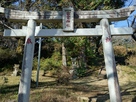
[80,46,87,68]
[95,36,101,55]
[25,0,31,11]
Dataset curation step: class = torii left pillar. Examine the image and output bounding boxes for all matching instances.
[18,19,36,102]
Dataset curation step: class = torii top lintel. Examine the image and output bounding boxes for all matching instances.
[0,6,135,23]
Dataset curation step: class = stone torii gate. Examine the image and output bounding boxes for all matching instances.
[0,6,136,102]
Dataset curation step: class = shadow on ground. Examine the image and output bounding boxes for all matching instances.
[0,75,136,102]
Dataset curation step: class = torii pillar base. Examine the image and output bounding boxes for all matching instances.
[101,18,122,102]
[18,19,36,102]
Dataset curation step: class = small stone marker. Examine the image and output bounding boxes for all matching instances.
[12,64,19,76]
[77,96,90,102]
[69,58,78,79]
[91,98,97,102]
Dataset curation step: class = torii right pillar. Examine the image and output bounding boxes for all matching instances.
[100,18,122,102]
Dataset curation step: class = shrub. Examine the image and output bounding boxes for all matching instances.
[40,52,62,75]
[126,55,136,66]
[56,66,70,85]
[0,47,19,69]
[33,57,38,70]
[76,67,86,77]
[0,48,14,59]
[114,46,127,56]
[33,51,62,70]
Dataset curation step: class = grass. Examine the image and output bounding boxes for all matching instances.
[0,76,19,102]
[1,44,136,102]
[117,65,136,82]
[0,67,136,102]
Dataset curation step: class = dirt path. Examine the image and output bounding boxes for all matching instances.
[1,69,135,102]
[30,68,136,102]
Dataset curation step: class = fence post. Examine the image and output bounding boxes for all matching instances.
[18,19,36,102]
[36,37,42,87]
[100,18,122,102]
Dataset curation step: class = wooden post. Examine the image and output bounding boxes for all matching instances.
[100,18,122,102]
[18,19,36,102]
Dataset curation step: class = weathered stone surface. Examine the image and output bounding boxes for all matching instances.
[0,6,135,23]
[77,96,90,102]
[91,98,97,102]
[11,64,20,76]
[4,25,133,37]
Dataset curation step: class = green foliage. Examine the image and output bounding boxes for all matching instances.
[0,0,128,73]
[76,67,86,77]
[58,0,126,10]
[2,76,8,84]
[0,76,8,94]
[65,36,96,67]
[0,47,20,69]
[0,0,18,8]
[65,37,87,54]
[0,48,11,59]
[40,52,62,72]
[23,0,126,12]
[126,55,136,67]
[33,57,38,70]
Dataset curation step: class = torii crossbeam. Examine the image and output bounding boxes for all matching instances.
[4,25,133,37]
[0,6,136,23]
[1,6,136,102]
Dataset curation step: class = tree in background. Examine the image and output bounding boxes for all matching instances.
[0,0,127,73]
[0,0,21,69]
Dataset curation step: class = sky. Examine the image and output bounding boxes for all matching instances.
[114,0,136,27]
